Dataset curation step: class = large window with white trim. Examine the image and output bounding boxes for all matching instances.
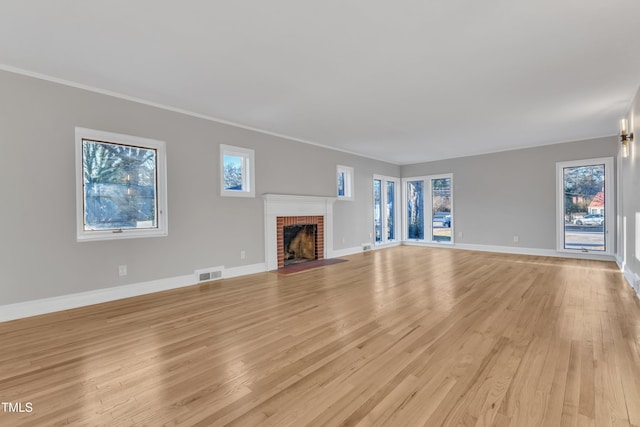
[373,175,399,244]
[75,127,168,242]
[556,157,613,254]
[402,174,453,243]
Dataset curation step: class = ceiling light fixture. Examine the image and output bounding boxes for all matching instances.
[620,118,633,158]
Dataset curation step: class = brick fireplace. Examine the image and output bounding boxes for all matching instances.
[277,216,324,268]
[264,195,336,271]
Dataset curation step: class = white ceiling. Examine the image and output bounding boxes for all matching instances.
[1,1,639,164]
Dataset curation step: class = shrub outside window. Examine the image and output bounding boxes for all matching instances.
[75,128,168,241]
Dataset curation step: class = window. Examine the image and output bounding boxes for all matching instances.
[220,144,255,197]
[75,127,168,241]
[386,180,396,241]
[374,179,382,241]
[431,177,452,242]
[337,165,354,200]
[373,175,399,244]
[556,157,613,254]
[406,180,425,240]
[402,174,453,243]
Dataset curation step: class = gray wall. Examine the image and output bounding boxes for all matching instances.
[0,70,399,305]
[619,85,640,294]
[402,137,617,250]
[0,68,626,307]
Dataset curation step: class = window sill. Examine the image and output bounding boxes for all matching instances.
[77,228,168,242]
[221,190,255,198]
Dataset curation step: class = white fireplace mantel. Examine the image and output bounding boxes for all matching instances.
[263,194,336,270]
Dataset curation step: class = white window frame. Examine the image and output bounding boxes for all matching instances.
[373,175,400,245]
[75,127,168,242]
[337,165,354,200]
[401,173,454,244]
[220,144,255,198]
[555,157,613,254]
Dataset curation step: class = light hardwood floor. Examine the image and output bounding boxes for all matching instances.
[1,246,640,426]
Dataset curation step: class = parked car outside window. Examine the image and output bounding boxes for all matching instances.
[432,212,451,227]
[574,214,603,226]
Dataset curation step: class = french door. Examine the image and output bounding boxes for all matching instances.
[373,175,399,244]
[402,174,454,243]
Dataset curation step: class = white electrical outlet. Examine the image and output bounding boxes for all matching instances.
[458,231,463,238]
[118,265,127,276]
[240,250,246,260]
[513,235,519,243]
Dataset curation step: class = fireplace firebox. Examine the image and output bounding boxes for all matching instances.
[276,215,324,268]
[283,224,317,265]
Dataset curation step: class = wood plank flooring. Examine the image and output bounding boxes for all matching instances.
[1,246,640,426]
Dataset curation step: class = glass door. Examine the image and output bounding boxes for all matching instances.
[431,177,452,242]
[403,174,453,243]
[556,158,612,253]
[373,175,399,244]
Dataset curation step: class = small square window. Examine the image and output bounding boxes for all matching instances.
[337,165,354,200]
[75,127,168,242]
[221,144,255,197]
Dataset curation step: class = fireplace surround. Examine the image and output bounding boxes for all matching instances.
[264,195,336,270]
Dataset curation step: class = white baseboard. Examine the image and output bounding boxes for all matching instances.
[330,246,365,258]
[329,241,401,258]
[0,274,195,323]
[402,240,456,250]
[334,240,615,262]
[455,243,617,261]
[616,257,640,296]
[403,240,616,262]
[0,262,269,323]
[372,241,401,250]
[623,267,636,291]
[224,263,267,278]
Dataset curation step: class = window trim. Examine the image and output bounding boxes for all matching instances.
[75,127,168,242]
[220,144,255,198]
[401,173,454,244]
[337,165,354,201]
[373,174,400,245]
[555,157,613,255]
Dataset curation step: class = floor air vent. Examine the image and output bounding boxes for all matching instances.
[195,266,224,282]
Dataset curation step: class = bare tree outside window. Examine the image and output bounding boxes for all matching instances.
[82,139,157,230]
